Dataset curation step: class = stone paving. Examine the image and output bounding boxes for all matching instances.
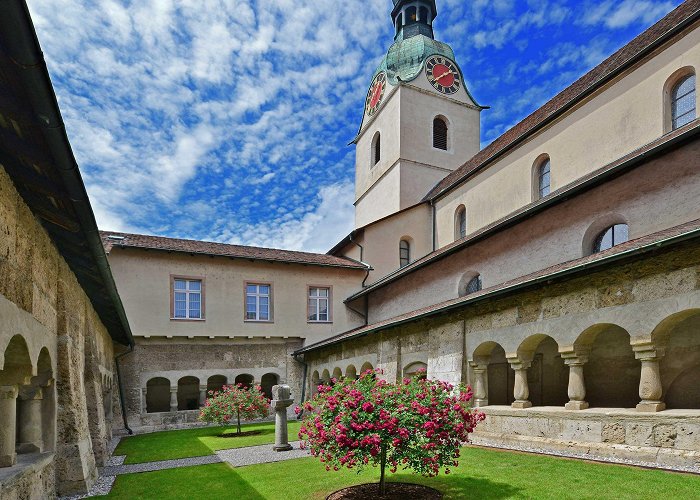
[59,436,310,499]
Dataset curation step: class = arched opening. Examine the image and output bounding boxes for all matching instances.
[36,348,55,453]
[517,335,568,407]
[399,239,411,268]
[360,362,374,375]
[395,13,403,36]
[576,325,639,408]
[419,6,428,22]
[655,310,700,409]
[372,131,381,166]
[0,335,33,467]
[593,224,629,254]
[235,374,254,390]
[473,342,514,406]
[146,377,171,413]
[261,373,278,400]
[459,272,482,297]
[582,215,628,256]
[534,156,551,200]
[346,365,358,380]
[321,369,331,385]
[403,362,427,380]
[207,375,227,396]
[433,116,448,150]
[406,6,417,24]
[177,376,200,411]
[670,72,696,130]
[332,367,343,382]
[455,205,467,241]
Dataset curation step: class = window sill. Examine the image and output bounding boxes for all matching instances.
[308,321,333,325]
[170,318,206,322]
[244,320,274,324]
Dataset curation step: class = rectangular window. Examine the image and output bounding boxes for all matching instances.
[171,277,204,320]
[246,283,272,321]
[308,287,331,323]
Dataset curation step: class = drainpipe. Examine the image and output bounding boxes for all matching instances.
[292,353,308,419]
[114,344,134,435]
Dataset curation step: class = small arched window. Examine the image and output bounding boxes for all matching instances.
[455,206,467,240]
[593,224,629,253]
[406,6,417,24]
[537,158,551,199]
[372,132,381,166]
[399,239,411,268]
[419,6,428,22]
[466,275,482,295]
[433,117,448,150]
[672,74,696,130]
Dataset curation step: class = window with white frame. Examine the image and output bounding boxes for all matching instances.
[172,278,203,319]
[308,287,331,322]
[246,283,271,321]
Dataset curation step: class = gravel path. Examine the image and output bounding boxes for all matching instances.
[217,441,309,467]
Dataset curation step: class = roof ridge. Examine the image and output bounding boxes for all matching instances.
[424,0,700,201]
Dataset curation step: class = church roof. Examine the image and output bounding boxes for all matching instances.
[101,231,369,270]
[424,0,700,201]
[297,216,700,354]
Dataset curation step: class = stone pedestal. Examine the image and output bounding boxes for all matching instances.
[0,385,18,467]
[634,345,666,413]
[271,385,294,452]
[470,363,488,407]
[562,351,589,411]
[510,361,532,409]
[199,385,207,407]
[170,387,178,412]
[17,387,44,454]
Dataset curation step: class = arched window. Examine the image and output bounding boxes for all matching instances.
[395,13,403,36]
[466,275,482,295]
[593,224,629,253]
[455,205,467,240]
[537,158,551,199]
[433,117,448,150]
[419,6,428,22]
[372,132,381,166]
[672,73,696,130]
[399,239,411,268]
[406,6,417,24]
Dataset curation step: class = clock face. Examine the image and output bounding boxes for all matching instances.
[425,56,461,95]
[365,72,387,116]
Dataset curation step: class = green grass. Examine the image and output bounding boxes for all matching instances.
[105,446,700,499]
[114,421,302,464]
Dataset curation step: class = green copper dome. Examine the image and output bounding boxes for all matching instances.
[374,35,457,86]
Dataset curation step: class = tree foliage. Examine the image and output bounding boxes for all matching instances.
[199,383,270,434]
[297,370,485,494]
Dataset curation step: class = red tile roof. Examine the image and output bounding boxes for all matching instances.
[298,218,700,353]
[100,231,369,270]
[424,0,700,201]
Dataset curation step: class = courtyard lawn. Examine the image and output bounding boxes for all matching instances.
[114,421,302,464]
[104,446,700,499]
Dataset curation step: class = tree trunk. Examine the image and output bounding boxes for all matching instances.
[379,443,387,496]
[237,410,241,435]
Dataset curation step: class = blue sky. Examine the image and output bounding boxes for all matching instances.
[27,0,682,252]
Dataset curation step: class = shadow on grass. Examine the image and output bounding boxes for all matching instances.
[390,473,522,499]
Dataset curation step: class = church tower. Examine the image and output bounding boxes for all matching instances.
[354,0,483,228]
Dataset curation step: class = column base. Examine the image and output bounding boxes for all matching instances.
[273,444,293,452]
[636,401,666,412]
[16,442,42,454]
[511,401,532,409]
[0,452,16,467]
[170,407,178,413]
[565,401,589,411]
[475,399,488,408]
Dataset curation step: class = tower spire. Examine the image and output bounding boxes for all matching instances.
[392,0,437,41]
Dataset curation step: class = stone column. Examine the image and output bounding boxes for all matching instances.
[199,385,207,407]
[634,344,666,412]
[469,361,489,407]
[0,385,18,467]
[271,385,294,452]
[141,388,147,414]
[509,359,532,409]
[17,387,44,454]
[562,351,589,411]
[170,386,178,412]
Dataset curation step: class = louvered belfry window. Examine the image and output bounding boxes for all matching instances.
[373,133,381,166]
[433,117,448,150]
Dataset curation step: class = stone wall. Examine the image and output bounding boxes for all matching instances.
[120,337,304,431]
[304,242,700,468]
[0,166,119,497]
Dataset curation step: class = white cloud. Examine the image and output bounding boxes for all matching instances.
[581,0,677,29]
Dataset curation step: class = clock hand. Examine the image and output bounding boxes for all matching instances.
[433,70,453,82]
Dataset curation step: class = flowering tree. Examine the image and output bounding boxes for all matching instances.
[297,370,484,495]
[199,384,270,435]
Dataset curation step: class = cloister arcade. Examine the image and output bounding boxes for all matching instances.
[469,309,700,413]
[0,334,55,468]
[141,371,281,414]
